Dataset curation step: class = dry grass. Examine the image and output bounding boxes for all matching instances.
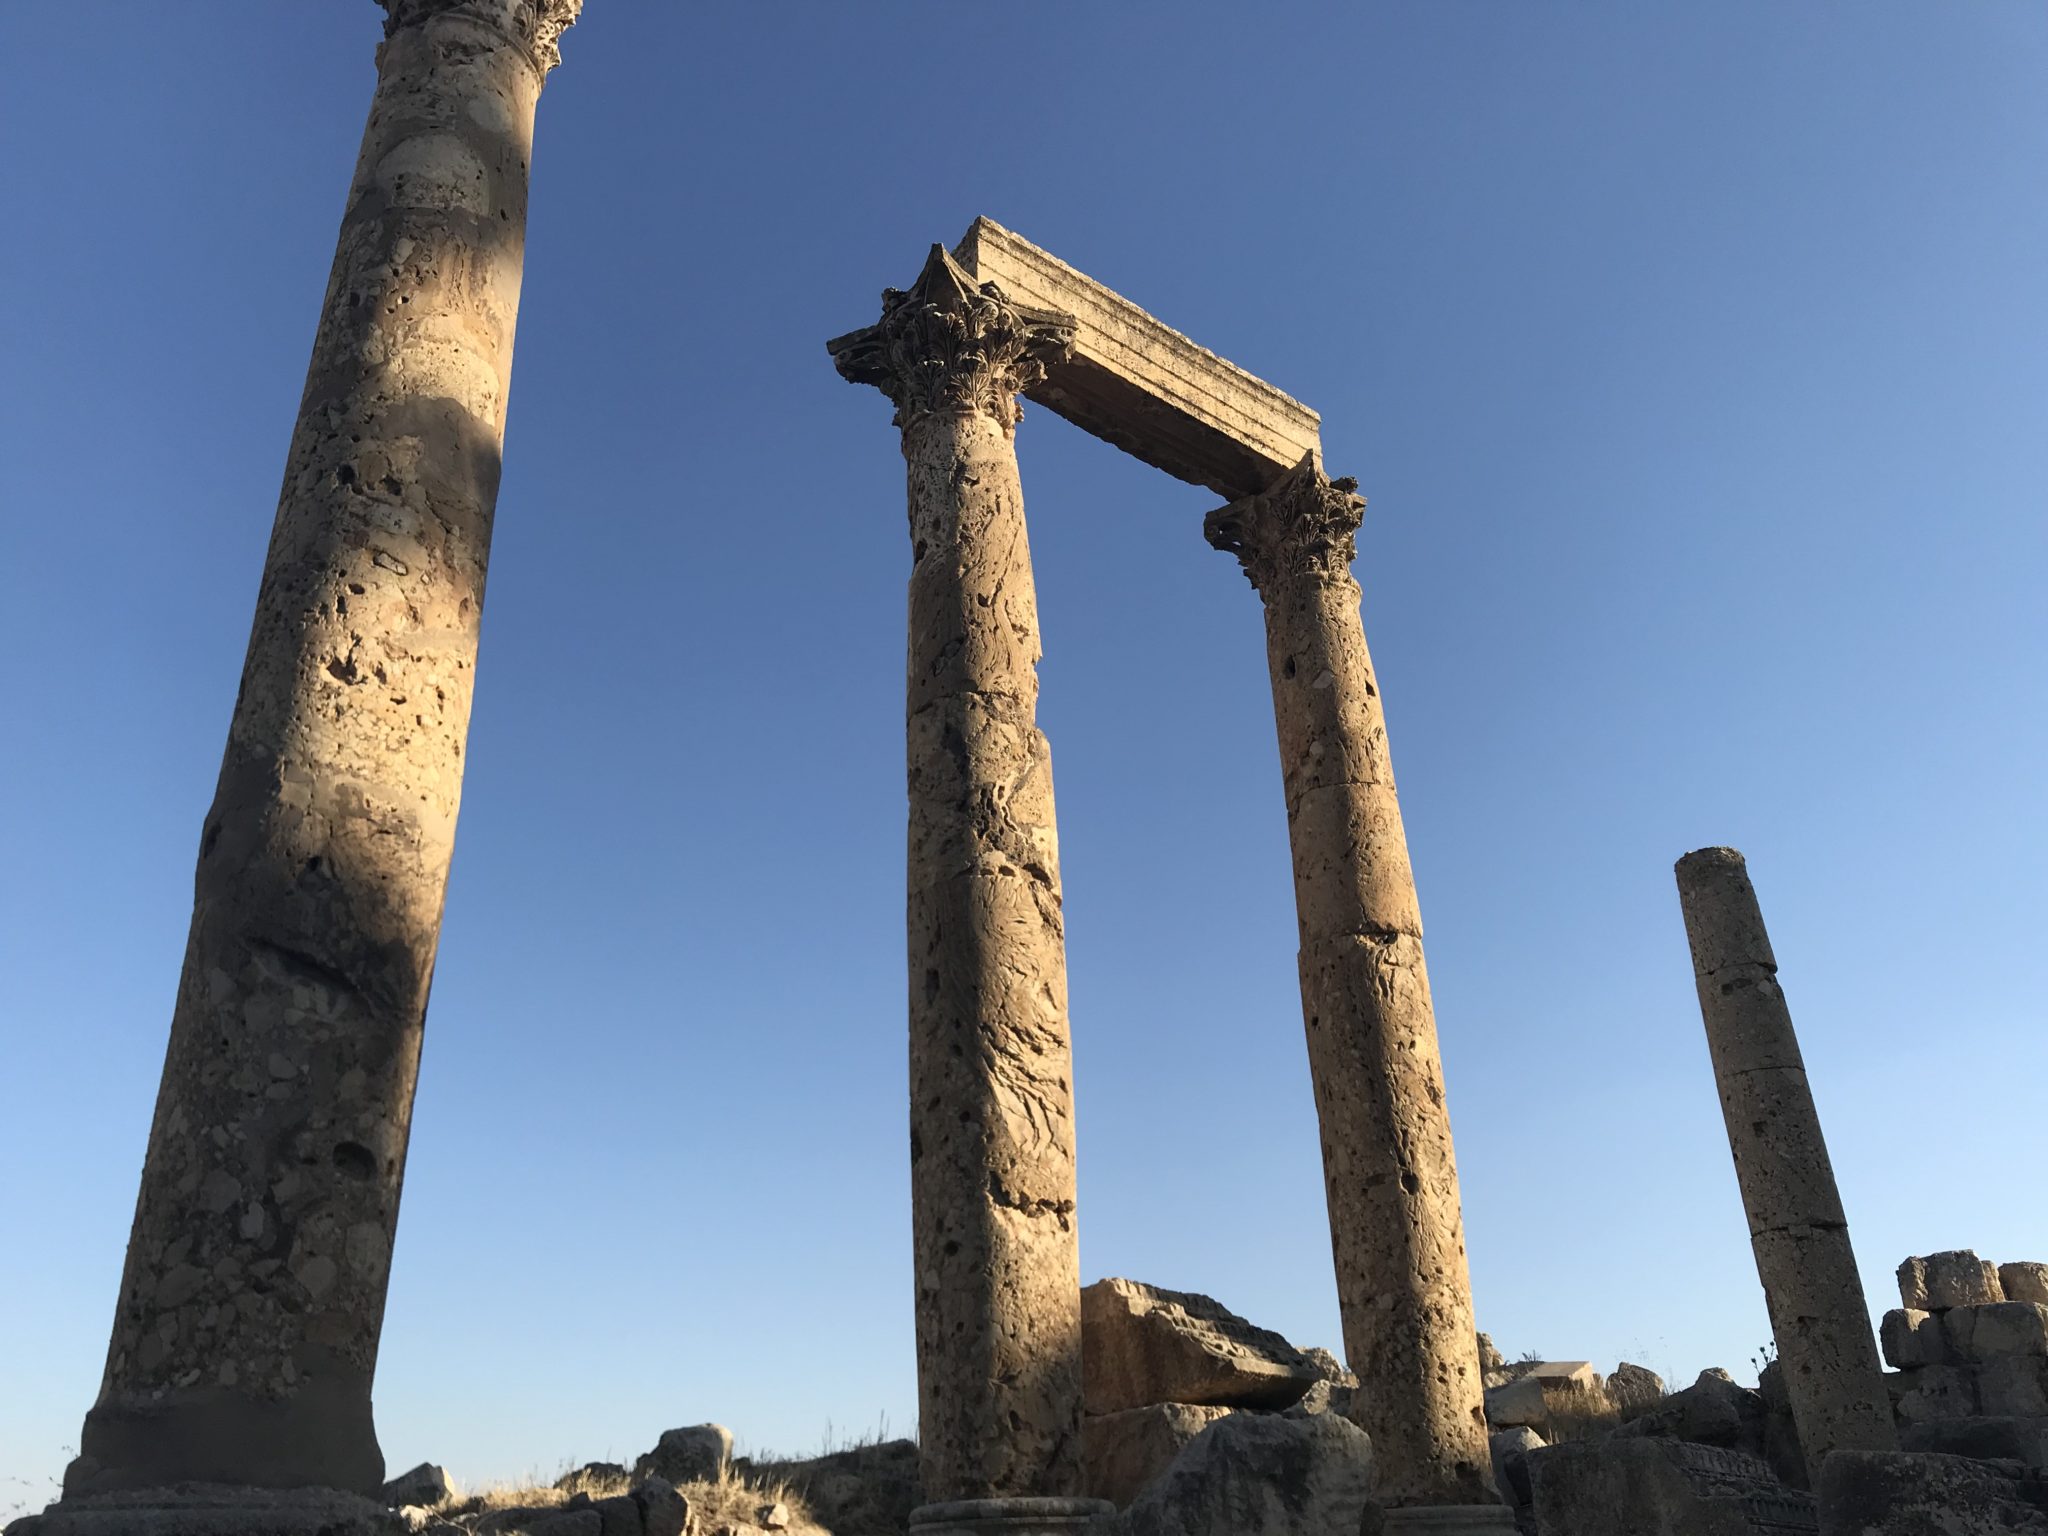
[1536,1387,1629,1444]
[435,1464,816,1533]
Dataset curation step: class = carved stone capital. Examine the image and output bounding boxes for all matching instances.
[829,245,1077,436]
[381,0,583,75]
[1204,453,1366,595]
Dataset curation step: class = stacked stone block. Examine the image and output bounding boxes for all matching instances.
[1882,1251,2048,1427]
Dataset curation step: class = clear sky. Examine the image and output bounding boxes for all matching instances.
[2,0,2044,1509]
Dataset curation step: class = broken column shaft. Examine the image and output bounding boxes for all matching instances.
[1206,457,1499,1515]
[1674,847,1897,1469]
[831,248,1090,1503]
[69,0,578,1498]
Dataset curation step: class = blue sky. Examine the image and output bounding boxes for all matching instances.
[3,0,2044,1505]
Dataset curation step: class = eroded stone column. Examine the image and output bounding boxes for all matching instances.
[830,248,1092,1504]
[1207,456,1500,1517]
[1674,847,1897,1471]
[68,0,578,1499]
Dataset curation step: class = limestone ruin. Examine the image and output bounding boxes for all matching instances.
[8,6,2037,1536]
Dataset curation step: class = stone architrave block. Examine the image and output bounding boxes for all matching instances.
[953,217,1323,500]
[1082,1278,1321,1414]
[1924,1250,2006,1310]
[1816,1449,2048,1534]
[1527,1439,1817,1535]
[2005,1265,2048,1307]
[1974,1303,2048,1360]
[1083,1403,1234,1508]
[1979,1357,2048,1418]
[1123,1413,1375,1536]
[1880,1309,1945,1370]
[1895,1365,1981,1426]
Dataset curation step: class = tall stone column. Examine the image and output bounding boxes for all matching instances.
[1674,847,1897,1471]
[67,0,578,1501]
[831,248,1105,1526]
[1207,456,1503,1522]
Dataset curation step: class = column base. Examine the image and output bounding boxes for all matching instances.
[3,1486,410,1536]
[909,1498,1118,1534]
[1378,1504,1520,1534]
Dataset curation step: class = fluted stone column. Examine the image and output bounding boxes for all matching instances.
[1207,456,1502,1521]
[831,248,1104,1519]
[67,0,577,1501]
[1674,847,1897,1471]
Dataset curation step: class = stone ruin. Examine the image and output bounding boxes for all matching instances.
[6,4,2036,1535]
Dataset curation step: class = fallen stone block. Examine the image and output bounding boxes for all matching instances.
[1974,1302,2048,1359]
[2005,1264,2048,1307]
[1816,1448,2048,1533]
[1613,1368,1770,1459]
[633,1424,733,1486]
[1082,1277,1320,1413]
[1529,1439,1815,1535]
[630,1480,689,1536]
[1124,1411,1374,1536]
[1900,1416,2048,1470]
[381,1464,450,1509]
[1609,1362,1668,1415]
[1485,1377,1552,1432]
[1980,1356,2048,1417]
[1894,1364,1980,1425]
[1083,1403,1233,1507]
[1922,1250,2006,1310]
[1879,1309,1944,1371]
[1491,1427,1544,1516]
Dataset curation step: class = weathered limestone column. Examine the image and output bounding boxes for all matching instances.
[1206,456,1502,1521]
[831,248,1104,1519]
[1674,847,1897,1470]
[67,0,577,1500]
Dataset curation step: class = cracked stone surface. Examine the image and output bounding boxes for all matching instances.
[832,247,1084,1502]
[67,0,577,1499]
[1204,456,1495,1509]
[1675,846,1897,1472]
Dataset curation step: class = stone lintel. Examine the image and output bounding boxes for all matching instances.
[953,217,1322,500]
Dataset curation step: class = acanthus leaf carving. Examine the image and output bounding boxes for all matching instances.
[1204,452,1366,595]
[829,245,1076,436]
[380,0,583,76]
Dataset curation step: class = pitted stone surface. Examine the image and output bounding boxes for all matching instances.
[833,247,1083,1503]
[1204,455,1493,1508]
[1529,1440,1816,1535]
[1081,1279,1320,1414]
[1123,1413,1375,1536]
[1081,1404,1234,1509]
[1674,848,1896,1475]
[67,0,576,1498]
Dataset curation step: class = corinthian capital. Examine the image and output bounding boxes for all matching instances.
[381,0,583,75]
[1204,453,1366,595]
[829,245,1076,436]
